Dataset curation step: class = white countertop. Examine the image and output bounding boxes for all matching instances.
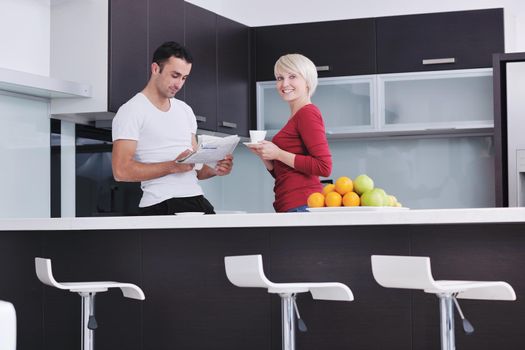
[1,207,525,231]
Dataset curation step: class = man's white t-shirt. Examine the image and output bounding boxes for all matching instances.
[112,93,203,207]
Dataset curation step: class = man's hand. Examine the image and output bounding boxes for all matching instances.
[215,154,233,176]
[172,149,196,173]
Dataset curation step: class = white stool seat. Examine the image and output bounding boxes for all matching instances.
[225,254,353,301]
[35,257,145,300]
[225,254,353,350]
[371,255,515,300]
[35,257,145,350]
[371,255,516,350]
[426,280,515,300]
[0,300,16,350]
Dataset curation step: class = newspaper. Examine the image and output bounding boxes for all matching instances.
[176,134,240,164]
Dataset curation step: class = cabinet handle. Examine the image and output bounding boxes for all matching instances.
[316,65,331,72]
[195,115,207,123]
[422,58,456,65]
[220,121,237,129]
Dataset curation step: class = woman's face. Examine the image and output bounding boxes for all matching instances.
[275,70,309,103]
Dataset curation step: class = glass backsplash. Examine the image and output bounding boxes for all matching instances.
[202,135,495,212]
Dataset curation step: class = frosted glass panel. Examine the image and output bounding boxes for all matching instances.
[0,93,50,218]
[313,81,371,129]
[257,77,373,132]
[201,145,276,213]
[329,136,495,209]
[259,86,289,130]
[383,73,493,127]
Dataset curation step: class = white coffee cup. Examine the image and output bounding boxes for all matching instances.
[249,130,267,143]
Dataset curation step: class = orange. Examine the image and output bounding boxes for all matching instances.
[322,184,336,195]
[307,192,325,208]
[325,191,343,207]
[335,176,353,195]
[343,191,360,207]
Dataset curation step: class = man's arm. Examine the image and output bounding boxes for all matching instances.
[112,139,194,182]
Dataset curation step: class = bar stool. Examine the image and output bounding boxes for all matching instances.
[0,300,16,350]
[224,254,353,350]
[35,257,145,350]
[371,255,516,350]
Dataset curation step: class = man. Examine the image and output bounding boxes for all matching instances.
[111,41,233,215]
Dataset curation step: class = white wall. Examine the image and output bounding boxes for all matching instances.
[186,0,525,52]
[50,0,109,116]
[0,0,50,75]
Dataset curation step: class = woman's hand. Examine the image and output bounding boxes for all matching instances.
[247,141,295,170]
[248,141,282,161]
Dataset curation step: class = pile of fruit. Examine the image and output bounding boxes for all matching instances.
[307,174,403,208]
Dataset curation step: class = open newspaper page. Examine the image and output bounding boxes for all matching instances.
[177,134,240,164]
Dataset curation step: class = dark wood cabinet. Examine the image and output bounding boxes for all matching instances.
[254,18,377,81]
[108,0,148,112]
[148,0,185,60]
[376,8,504,73]
[108,0,185,112]
[217,15,251,136]
[184,2,217,132]
[183,5,251,136]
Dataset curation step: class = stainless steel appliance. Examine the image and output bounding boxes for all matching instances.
[493,52,525,206]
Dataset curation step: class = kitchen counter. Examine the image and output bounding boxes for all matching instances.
[3,207,525,350]
[1,207,525,231]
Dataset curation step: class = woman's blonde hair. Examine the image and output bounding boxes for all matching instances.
[274,54,318,98]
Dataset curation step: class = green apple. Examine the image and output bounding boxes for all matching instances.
[361,188,385,206]
[353,174,374,195]
[386,195,397,207]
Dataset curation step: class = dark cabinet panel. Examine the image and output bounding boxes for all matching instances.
[184,3,217,132]
[142,229,270,350]
[217,15,251,136]
[109,0,185,113]
[0,232,42,350]
[377,8,504,73]
[148,0,185,60]
[255,18,377,81]
[108,0,148,112]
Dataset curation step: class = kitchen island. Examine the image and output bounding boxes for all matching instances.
[2,208,525,350]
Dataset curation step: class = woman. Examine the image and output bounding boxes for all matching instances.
[247,54,332,212]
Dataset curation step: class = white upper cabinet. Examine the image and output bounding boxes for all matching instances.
[257,68,493,138]
[257,75,376,136]
[379,68,493,131]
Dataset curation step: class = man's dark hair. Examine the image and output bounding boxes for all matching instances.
[153,41,193,72]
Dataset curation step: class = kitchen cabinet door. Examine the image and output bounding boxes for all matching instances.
[148,0,185,60]
[184,2,217,132]
[108,0,148,112]
[217,15,251,136]
[376,8,504,73]
[379,68,494,131]
[257,75,375,136]
[254,18,376,81]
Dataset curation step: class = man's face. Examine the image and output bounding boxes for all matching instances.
[152,56,192,98]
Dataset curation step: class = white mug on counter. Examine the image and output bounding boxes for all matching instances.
[249,130,267,143]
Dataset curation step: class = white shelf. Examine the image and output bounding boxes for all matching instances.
[0,67,91,99]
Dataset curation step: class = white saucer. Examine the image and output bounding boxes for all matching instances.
[243,141,262,146]
[175,212,205,216]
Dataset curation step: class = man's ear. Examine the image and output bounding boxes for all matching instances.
[151,62,160,75]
